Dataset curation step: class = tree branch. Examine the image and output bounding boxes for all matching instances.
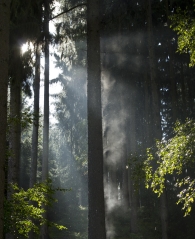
[50,3,87,21]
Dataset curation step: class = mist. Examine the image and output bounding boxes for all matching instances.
[17,1,195,239]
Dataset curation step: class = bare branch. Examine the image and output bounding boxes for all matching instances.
[50,3,87,21]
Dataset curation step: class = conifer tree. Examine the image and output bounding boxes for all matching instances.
[0,0,10,237]
[87,0,106,238]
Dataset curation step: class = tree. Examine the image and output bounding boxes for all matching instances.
[30,43,41,188]
[0,0,10,237]
[144,119,195,216]
[146,0,168,238]
[170,1,195,67]
[87,0,106,238]
[165,0,178,122]
[42,0,50,184]
[7,0,40,194]
[42,0,50,238]
[8,46,22,190]
[29,0,43,189]
[29,43,41,239]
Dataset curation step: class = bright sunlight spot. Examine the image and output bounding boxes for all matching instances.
[21,42,33,54]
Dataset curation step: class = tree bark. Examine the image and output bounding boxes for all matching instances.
[144,71,153,147]
[129,85,138,234]
[29,44,41,239]
[6,46,22,239]
[147,1,168,238]
[165,0,178,122]
[42,0,50,183]
[147,0,161,139]
[42,0,50,238]
[0,0,10,237]
[160,190,168,239]
[87,0,106,238]
[30,44,41,188]
[8,46,22,189]
[180,61,187,120]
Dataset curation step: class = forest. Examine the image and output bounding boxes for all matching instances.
[1,0,195,238]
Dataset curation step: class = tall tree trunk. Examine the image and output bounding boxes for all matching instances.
[147,1,168,238]
[42,0,49,183]
[165,0,178,122]
[30,44,41,188]
[7,46,22,239]
[42,0,50,238]
[185,67,193,116]
[180,61,187,120]
[0,0,10,237]
[29,44,41,239]
[87,0,106,238]
[147,0,161,138]
[160,190,168,239]
[8,46,22,189]
[144,71,153,147]
[188,67,195,116]
[128,84,138,234]
[121,143,129,209]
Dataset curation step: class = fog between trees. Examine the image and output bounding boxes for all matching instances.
[1,0,195,239]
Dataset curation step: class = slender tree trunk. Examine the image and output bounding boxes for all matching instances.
[0,0,10,237]
[87,0,106,238]
[121,143,129,209]
[42,0,49,182]
[147,1,168,238]
[6,47,22,239]
[188,67,195,116]
[30,44,41,188]
[128,85,138,234]
[180,61,187,120]
[147,0,161,138]
[8,47,22,189]
[185,67,193,116]
[29,44,41,239]
[160,190,168,239]
[42,0,50,238]
[169,54,178,122]
[144,71,153,147]
[165,0,178,122]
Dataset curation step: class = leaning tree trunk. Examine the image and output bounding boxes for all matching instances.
[87,0,106,238]
[41,0,50,238]
[0,0,10,237]
[147,1,168,239]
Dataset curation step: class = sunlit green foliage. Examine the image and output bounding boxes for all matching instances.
[170,1,195,66]
[4,179,67,237]
[144,119,195,216]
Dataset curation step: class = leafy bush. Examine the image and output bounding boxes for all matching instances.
[4,179,67,237]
